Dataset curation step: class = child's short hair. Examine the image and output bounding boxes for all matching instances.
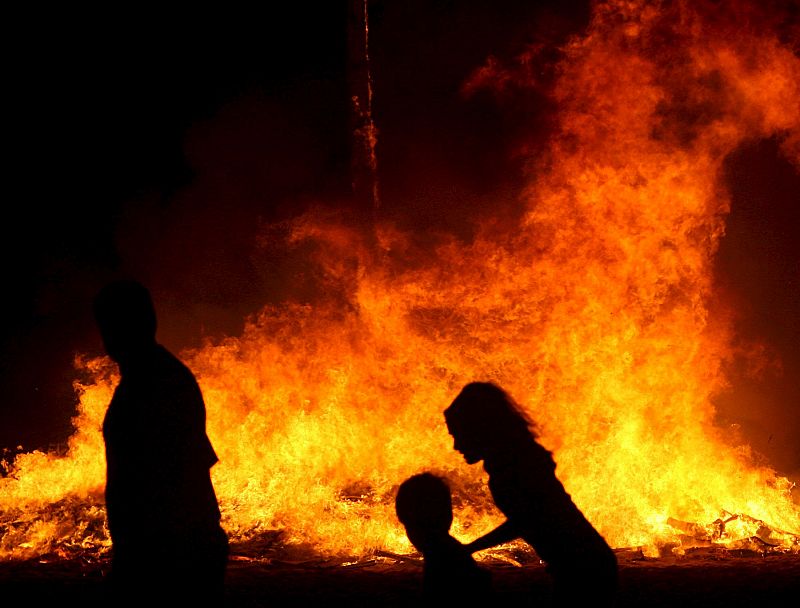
[395,473,453,531]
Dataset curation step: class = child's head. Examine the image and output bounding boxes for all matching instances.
[396,473,453,553]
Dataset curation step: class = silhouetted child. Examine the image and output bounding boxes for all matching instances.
[396,473,492,604]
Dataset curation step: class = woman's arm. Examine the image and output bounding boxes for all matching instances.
[465,519,520,553]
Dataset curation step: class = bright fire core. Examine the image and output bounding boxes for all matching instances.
[2,0,800,561]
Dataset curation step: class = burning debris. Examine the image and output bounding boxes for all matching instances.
[665,512,800,556]
[0,494,110,563]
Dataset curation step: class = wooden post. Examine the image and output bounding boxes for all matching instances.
[348,0,381,219]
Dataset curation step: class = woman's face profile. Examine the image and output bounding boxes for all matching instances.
[446,417,483,465]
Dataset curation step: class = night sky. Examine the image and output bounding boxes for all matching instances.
[1,1,798,478]
[2,2,351,449]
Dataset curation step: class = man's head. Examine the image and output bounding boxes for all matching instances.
[93,280,157,365]
[395,473,454,554]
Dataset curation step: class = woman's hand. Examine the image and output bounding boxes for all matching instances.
[466,519,519,553]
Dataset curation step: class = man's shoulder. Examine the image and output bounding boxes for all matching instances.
[153,344,194,373]
[151,345,202,390]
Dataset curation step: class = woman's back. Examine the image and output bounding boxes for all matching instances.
[483,440,614,572]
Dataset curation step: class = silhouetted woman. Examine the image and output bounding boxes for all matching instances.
[445,382,617,607]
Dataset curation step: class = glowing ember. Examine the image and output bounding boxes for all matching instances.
[2,0,799,562]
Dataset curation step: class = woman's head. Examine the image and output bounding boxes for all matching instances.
[444,382,537,464]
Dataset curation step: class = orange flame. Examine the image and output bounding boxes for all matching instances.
[2,0,799,561]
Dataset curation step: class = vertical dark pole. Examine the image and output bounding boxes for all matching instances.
[348,0,380,224]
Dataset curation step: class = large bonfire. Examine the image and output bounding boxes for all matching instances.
[2,0,799,562]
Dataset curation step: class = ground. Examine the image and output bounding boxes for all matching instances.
[1,550,798,607]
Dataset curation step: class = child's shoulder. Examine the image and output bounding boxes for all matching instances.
[422,540,492,600]
[424,535,490,578]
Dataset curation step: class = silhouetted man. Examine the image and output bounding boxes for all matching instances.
[95,281,228,607]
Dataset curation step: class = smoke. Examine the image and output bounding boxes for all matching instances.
[114,93,349,350]
[714,137,800,478]
[110,1,594,348]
